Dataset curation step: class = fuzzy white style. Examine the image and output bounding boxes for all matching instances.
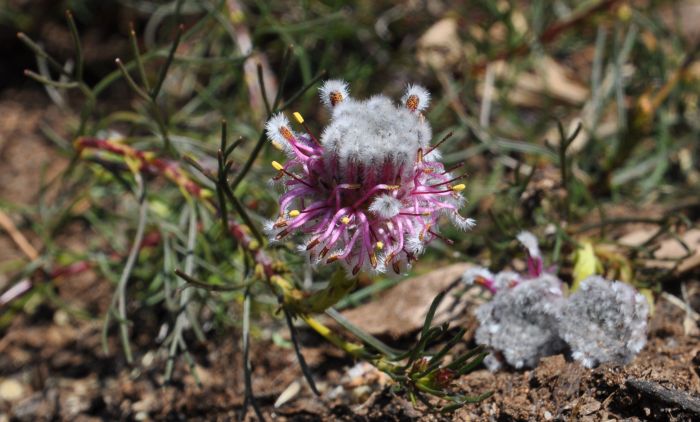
[558,276,649,368]
[461,267,495,286]
[492,271,522,291]
[449,213,477,231]
[516,231,541,259]
[319,79,350,109]
[265,112,301,155]
[475,274,566,370]
[401,84,431,112]
[461,268,521,292]
[368,194,403,219]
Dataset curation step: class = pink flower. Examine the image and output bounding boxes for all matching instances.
[266,80,473,275]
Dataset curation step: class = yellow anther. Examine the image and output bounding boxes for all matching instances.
[293,112,304,124]
[341,216,351,224]
[386,185,401,190]
[375,241,384,250]
[452,183,466,192]
[271,141,284,151]
[272,161,284,171]
[289,209,300,217]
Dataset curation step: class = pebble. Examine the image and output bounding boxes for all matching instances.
[351,385,372,402]
[0,378,25,401]
[53,310,69,326]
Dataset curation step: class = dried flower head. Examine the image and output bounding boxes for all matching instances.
[558,276,649,368]
[474,273,566,370]
[266,80,473,275]
[464,232,565,370]
[466,233,649,371]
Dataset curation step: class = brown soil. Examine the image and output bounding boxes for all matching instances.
[1,278,698,421]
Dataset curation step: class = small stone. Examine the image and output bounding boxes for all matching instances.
[141,351,155,367]
[351,385,372,402]
[132,397,154,413]
[578,398,601,416]
[53,309,69,326]
[274,380,300,408]
[0,378,25,401]
[64,394,89,416]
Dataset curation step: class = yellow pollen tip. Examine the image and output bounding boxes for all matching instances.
[272,161,284,171]
[386,185,400,190]
[293,112,304,124]
[375,241,384,250]
[340,216,351,224]
[452,183,466,192]
[289,209,300,217]
[271,141,284,151]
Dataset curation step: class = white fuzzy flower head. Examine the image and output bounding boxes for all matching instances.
[319,79,349,109]
[401,84,430,112]
[475,274,566,370]
[558,276,649,368]
[321,95,432,172]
